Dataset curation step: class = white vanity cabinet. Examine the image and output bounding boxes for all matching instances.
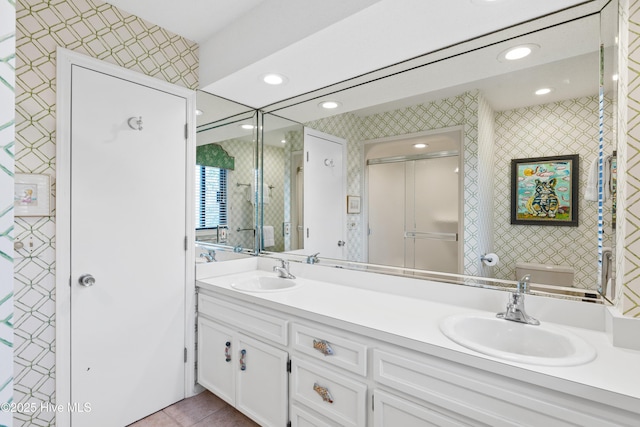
[197,292,289,427]
[196,277,640,427]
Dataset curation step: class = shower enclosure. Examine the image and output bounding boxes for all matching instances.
[366,130,461,274]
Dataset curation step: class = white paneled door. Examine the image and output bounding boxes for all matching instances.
[303,128,347,260]
[69,65,187,426]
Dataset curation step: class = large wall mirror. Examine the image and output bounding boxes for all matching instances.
[194,92,259,255]
[254,0,619,301]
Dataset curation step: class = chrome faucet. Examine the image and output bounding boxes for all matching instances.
[306,252,320,264]
[199,249,216,262]
[273,258,296,279]
[496,274,540,325]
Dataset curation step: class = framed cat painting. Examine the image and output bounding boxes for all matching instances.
[511,155,579,227]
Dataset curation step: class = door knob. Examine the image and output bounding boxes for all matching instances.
[78,274,96,287]
[337,240,346,247]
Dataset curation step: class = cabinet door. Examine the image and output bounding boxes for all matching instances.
[197,317,235,405]
[374,390,471,427]
[236,334,289,427]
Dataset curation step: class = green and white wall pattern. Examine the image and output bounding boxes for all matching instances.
[13,0,198,425]
[1,0,15,426]
[623,0,640,316]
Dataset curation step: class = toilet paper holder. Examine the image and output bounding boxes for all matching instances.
[480,253,499,266]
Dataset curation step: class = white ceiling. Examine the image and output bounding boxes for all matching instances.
[105,0,595,110]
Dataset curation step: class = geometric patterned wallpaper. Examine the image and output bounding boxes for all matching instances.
[13,0,198,425]
[262,144,286,252]
[623,0,640,316]
[0,0,15,425]
[494,96,606,290]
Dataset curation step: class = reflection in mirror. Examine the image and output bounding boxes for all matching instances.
[598,0,619,302]
[258,115,305,253]
[259,3,618,300]
[195,91,258,254]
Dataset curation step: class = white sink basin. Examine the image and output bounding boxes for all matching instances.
[231,276,298,292]
[439,314,596,366]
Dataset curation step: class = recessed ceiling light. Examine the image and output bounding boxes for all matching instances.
[240,124,255,130]
[498,44,539,62]
[319,101,341,109]
[262,73,287,85]
[195,109,203,116]
[612,74,619,81]
[535,87,554,96]
[281,139,286,144]
[414,143,428,149]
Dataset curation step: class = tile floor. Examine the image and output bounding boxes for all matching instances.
[127,390,259,427]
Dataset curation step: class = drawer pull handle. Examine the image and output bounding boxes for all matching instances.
[313,339,334,356]
[240,349,246,371]
[225,341,231,362]
[313,383,334,404]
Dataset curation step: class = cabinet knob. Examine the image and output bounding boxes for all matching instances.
[240,349,246,371]
[313,383,334,404]
[313,339,334,356]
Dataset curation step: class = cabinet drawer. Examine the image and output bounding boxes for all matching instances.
[373,389,472,427]
[292,323,367,376]
[291,359,367,427]
[198,293,288,345]
[290,404,342,427]
[373,349,625,427]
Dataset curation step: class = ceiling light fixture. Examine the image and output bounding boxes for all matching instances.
[498,44,539,62]
[195,109,203,116]
[262,73,287,85]
[535,87,554,95]
[240,124,255,130]
[281,139,286,144]
[319,101,341,109]
[414,143,428,149]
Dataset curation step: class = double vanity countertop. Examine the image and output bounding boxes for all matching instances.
[196,257,640,416]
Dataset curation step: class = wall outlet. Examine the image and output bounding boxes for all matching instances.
[283,222,291,235]
[218,227,228,242]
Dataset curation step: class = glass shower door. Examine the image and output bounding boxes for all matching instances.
[409,156,459,273]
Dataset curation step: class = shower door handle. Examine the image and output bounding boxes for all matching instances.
[337,240,346,247]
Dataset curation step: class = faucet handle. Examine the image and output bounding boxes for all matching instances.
[276,258,288,268]
[517,274,531,293]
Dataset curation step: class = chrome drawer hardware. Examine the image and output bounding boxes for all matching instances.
[240,349,246,371]
[225,341,231,362]
[313,383,334,404]
[313,339,334,356]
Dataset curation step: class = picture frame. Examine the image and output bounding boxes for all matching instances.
[347,195,361,214]
[511,155,579,227]
[14,173,51,217]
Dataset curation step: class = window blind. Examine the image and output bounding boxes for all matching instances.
[196,166,228,229]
